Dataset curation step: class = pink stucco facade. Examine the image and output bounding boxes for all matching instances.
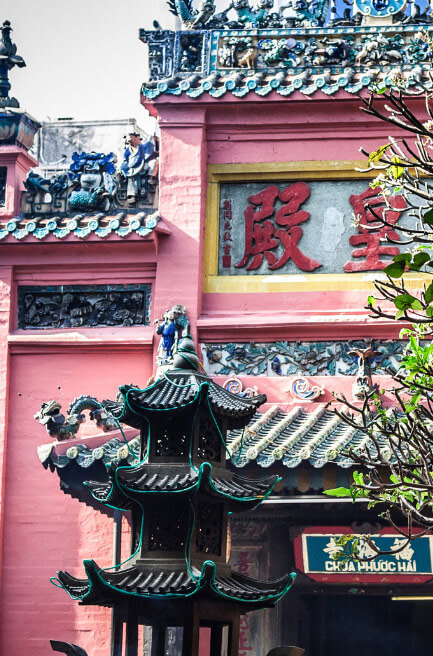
[0,89,406,655]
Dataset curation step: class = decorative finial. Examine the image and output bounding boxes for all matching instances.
[172,333,200,371]
[0,20,26,108]
[349,342,381,400]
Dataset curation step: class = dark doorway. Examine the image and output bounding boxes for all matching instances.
[305,594,433,656]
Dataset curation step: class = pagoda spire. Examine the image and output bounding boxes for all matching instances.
[0,20,26,108]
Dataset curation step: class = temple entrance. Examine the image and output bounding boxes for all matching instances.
[305,594,433,656]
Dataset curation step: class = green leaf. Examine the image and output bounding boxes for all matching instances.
[323,487,353,498]
[367,295,377,307]
[425,283,433,305]
[394,253,412,263]
[411,298,423,311]
[410,252,430,271]
[394,294,418,310]
[424,208,433,226]
[384,260,406,278]
[395,310,405,320]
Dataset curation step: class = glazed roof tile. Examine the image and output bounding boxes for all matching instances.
[37,435,140,469]
[38,405,370,475]
[227,404,373,469]
[58,559,294,609]
[0,210,164,242]
[104,372,266,430]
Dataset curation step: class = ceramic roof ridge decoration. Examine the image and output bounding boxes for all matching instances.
[18,133,159,217]
[140,13,433,100]
[165,0,433,29]
[0,210,161,241]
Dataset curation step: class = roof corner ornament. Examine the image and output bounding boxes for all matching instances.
[0,20,25,109]
[34,396,118,441]
[349,343,381,400]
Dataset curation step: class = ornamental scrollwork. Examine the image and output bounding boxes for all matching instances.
[222,375,259,398]
[288,376,324,400]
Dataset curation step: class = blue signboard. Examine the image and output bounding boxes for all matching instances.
[300,533,433,577]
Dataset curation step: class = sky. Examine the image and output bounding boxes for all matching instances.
[5,0,181,133]
[5,0,284,133]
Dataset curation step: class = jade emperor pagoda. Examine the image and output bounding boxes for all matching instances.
[2,1,433,655]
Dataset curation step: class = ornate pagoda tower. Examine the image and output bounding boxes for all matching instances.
[52,336,295,656]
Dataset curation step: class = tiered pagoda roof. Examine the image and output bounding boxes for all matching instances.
[86,461,280,511]
[51,361,295,611]
[58,559,294,611]
[104,370,266,429]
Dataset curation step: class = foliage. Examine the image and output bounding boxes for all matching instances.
[328,73,433,553]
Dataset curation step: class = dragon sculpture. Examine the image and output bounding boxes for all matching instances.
[35,396,118,441]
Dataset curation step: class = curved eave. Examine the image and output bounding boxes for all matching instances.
[103,373,266,431]
[86,462,279,512]
[57,560,295,611]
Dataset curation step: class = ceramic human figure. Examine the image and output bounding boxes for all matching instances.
[155,310,180,365]
[120,133,156,206]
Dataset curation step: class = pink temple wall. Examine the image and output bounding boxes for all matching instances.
[0,243,155,656]
[148,91,409,406]
[0,89,410,655]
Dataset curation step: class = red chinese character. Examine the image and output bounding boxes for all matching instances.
[223,200,232,210]
[223,244,231,255]
[224,221,232,230]
[235,183,321,272]
[344,187,406,272]
[223,210,233,220]
[223,231,232,242]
